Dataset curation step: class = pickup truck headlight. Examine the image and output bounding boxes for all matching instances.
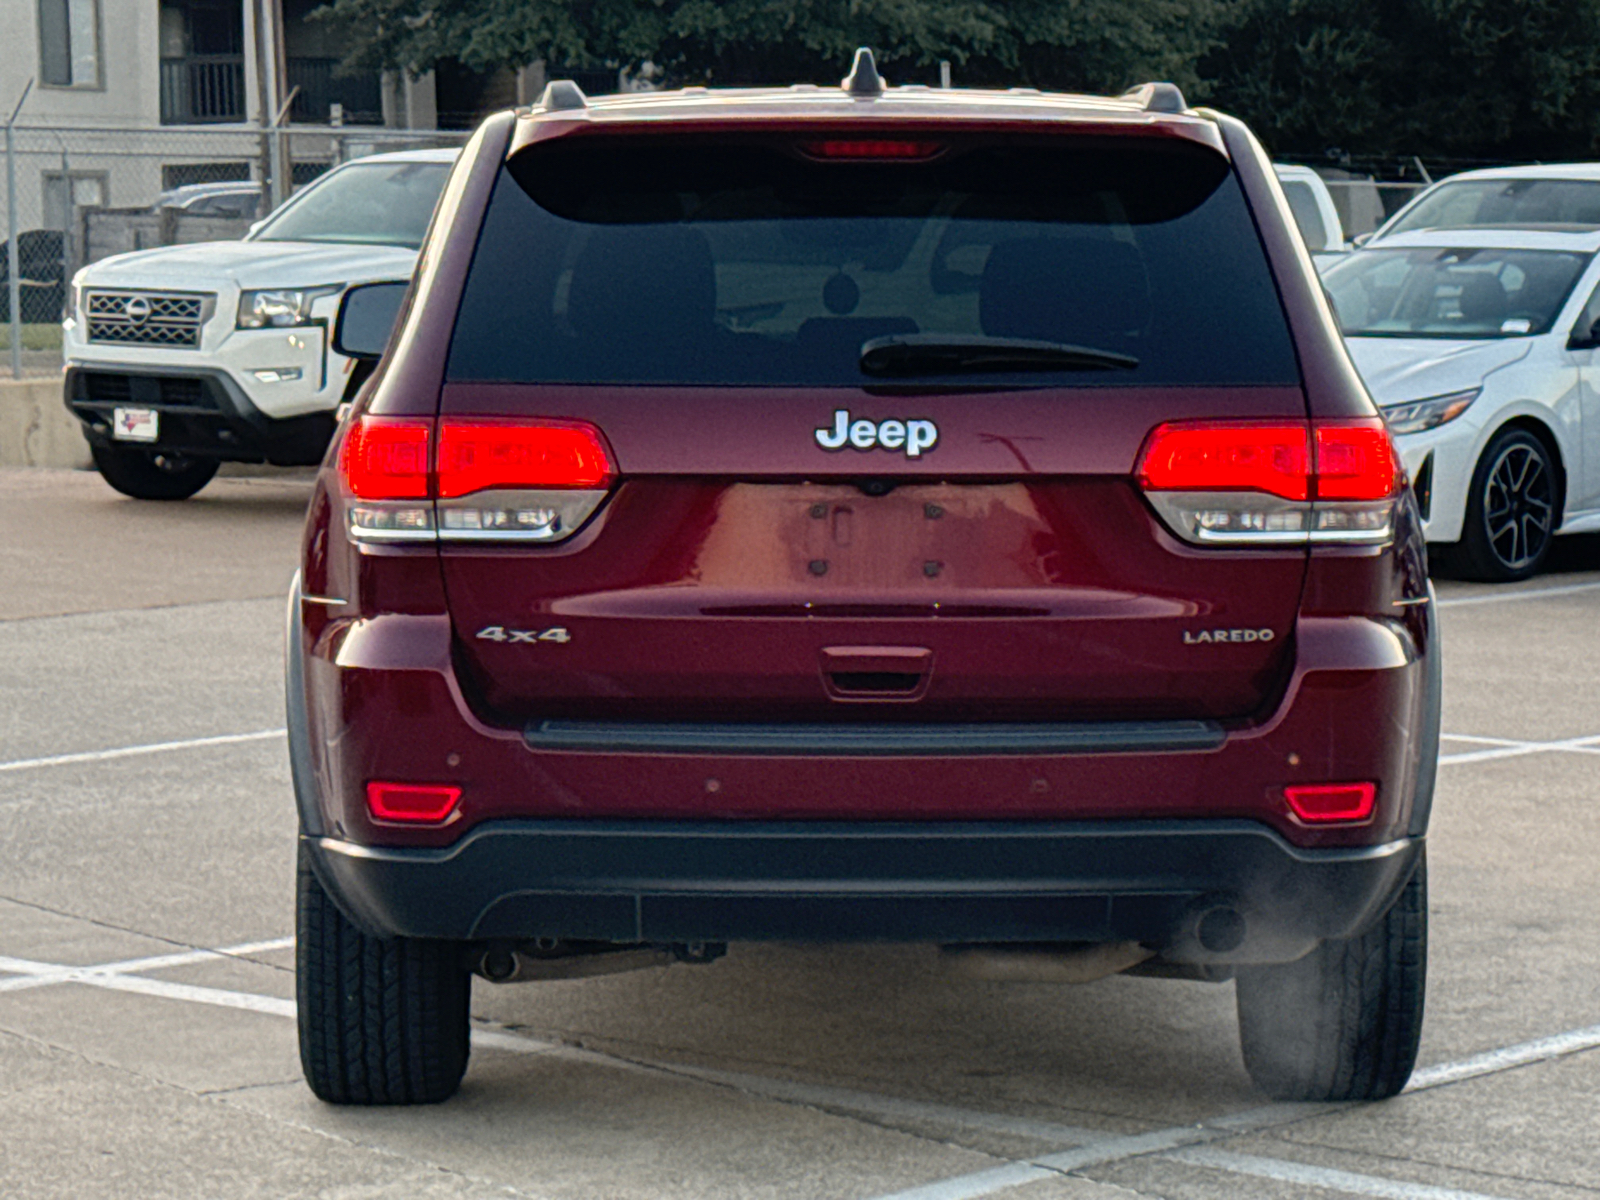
[1381,388,1480,435]
[237,286,341,329]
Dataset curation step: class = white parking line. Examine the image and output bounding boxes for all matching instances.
[1438,732,1600,766]
[870,1163,1056,1200]
[1408,1021,1600,1090]
[0,729,286,774]
[1167,1146,1513,1200]
[2,940,1594,1200]
[1437,579,1600,608]
[0,936,294,994]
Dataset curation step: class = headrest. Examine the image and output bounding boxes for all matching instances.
[980,237,1151,346]
[1456,272,1508,324]
[567,225,716,339]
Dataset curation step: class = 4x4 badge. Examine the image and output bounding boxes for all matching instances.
[815,409,939,458]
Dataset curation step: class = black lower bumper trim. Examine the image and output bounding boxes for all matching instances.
[524,719,1226,756]
[306,820,1421,965]
[65,365,334,466]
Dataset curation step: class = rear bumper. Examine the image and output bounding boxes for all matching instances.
[303,820,1422,964]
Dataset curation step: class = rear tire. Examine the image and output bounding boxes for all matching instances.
[296,845,472,1104]
[90,442,218,501]
[1236,854,1426,1101]
[1457,428,1557,582]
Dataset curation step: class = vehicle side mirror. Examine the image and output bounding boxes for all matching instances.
[1351,232,1374,248]
[333,281,409,360]
[1569,315,1600,351]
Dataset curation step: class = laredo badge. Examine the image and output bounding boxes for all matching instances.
[1183,628,1277,645]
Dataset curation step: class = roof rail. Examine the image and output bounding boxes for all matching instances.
[538,80,589,112]
[843,47,885,97]
[1122,82,1188,114]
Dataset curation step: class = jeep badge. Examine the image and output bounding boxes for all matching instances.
[815,409,939,458]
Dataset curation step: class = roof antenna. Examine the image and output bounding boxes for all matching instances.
[843,47,885,97]
[538,80,589,111]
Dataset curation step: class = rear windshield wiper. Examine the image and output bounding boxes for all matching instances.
[859,334,1139,377]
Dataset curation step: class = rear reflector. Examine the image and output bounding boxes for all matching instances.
[436,419,612,498]
[1137,419,1402,547]
[800,140,945,160]
[1284,782,1376,823]
[366,781,461,823]
[339,417,431,500]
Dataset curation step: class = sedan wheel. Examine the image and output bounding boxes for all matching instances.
[1459,428,1557,582]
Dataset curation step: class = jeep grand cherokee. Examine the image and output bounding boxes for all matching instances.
[288,53,1438,1106]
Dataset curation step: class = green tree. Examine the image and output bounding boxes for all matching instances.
[313,0,1225,95]
[1203,0,1600,161]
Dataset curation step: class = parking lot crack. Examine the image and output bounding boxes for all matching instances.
[1269,1133,1600,1196]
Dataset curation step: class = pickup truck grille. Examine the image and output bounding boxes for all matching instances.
[85,290,211,348]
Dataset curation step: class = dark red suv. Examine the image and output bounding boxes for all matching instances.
[288,54,1438,1107]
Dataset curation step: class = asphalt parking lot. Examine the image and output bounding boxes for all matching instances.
[2,465,1600,1200]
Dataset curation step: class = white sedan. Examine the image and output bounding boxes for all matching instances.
[1323,227,1600,580]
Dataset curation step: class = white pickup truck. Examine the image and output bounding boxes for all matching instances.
[62,148,455,499]
[1273,164,1347,265]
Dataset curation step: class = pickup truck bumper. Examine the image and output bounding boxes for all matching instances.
[65,364,335,466]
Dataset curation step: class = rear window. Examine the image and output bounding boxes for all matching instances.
[447,137,1299,388]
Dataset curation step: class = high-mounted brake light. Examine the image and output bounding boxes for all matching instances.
[366,781,461,824]
[340,414,615,544]
[1284,782,1376,824]
[800,139,945,161]
[1136,419,1402,547]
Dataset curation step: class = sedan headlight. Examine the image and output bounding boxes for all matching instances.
[237,286,341,329]
[1381,388,1480,435]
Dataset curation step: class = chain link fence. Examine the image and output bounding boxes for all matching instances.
[2,123,469,377]
[0,126,1536,379]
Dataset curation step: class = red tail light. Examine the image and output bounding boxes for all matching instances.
[1313,420,1401,501]
[1136,423,1311,501]
[366,781,461,823]
[435,419,612,498]
[1136,419,1402,547]
[800,140,945,161]
[339,415,615,544]
[1284,782,1376,823]
[339,416,431,500]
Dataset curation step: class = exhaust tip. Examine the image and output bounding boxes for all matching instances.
[1197,906,1247,953]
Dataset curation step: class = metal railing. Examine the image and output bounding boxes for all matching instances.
[159,56,247,125]
[287,58,383,125]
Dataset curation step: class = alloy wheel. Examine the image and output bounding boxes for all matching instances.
[1481,440,1554,573]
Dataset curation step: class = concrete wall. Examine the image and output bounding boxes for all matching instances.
[0,377,90,469]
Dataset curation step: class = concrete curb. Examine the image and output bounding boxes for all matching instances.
[0,376,91,470]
